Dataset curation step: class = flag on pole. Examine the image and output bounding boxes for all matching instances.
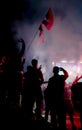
[42,8,54,30]
[38,7,54,43]
[39,8,54,36]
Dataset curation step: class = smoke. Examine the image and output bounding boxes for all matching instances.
[0,0,82,82]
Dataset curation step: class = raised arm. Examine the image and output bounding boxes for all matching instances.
[18,38,25,57]
[72,75,82,86]
[60,67,69,80]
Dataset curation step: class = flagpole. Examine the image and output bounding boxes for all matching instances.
[26,7,52,52]
[26,28,38,52]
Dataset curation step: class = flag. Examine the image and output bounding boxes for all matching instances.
[42,8,54,30]
[38,7,54,43]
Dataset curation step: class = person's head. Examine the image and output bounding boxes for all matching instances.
[31,59,38,68]
[53,66,59,74]
[27,65,33,72]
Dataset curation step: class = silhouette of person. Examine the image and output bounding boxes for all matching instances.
[31,59,44,120]
[64,83,76,130]
[71,75,82,130]
[44,66,68,129]
[78,85,82,130]
[0,56,9,106]
[22,65,34,120]
[7,38,25,108]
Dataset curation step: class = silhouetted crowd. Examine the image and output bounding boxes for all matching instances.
[0,39,82,130]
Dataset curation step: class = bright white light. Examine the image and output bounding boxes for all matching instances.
[79,61,82,64]
[52,61,55,66]
[61,60,67,63]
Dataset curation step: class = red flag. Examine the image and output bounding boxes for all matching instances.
[38,8,54,43]
[42,8,54,30]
